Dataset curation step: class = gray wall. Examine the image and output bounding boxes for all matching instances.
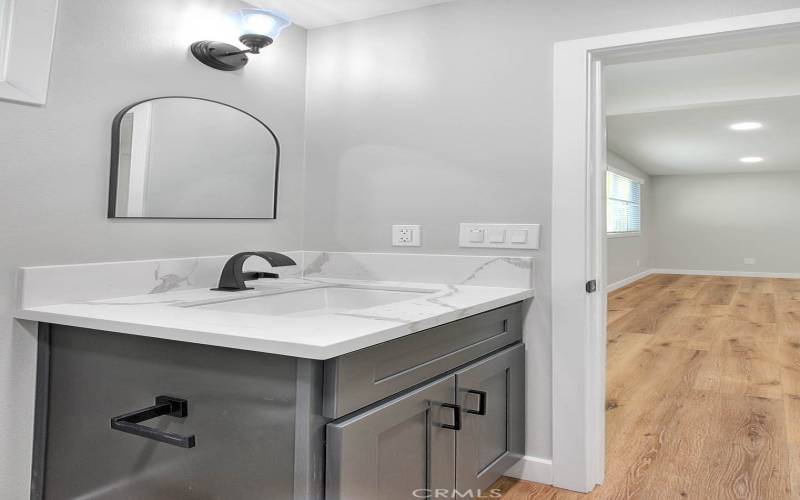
[650,172,800,273]
[607,150,651,285]
[0,0,307,497]
[303,0,800,461]
[5,0,800,495]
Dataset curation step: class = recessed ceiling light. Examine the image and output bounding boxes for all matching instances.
[729,122,763,131]
[739,156,764,163]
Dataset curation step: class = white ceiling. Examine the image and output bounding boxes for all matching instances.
[250,0,459,29]
[608,96,800,176]
[606,41,800,176]
[605,43,800,116]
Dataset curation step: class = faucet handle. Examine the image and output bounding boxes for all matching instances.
[213,251,295,292]
[241,271,279,281]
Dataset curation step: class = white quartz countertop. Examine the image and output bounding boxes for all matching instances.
[16,278,533,359]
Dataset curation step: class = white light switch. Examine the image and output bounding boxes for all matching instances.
[459,223,540,249]
[488,230,506,243]
[509,230,528,244]
[468,229,485,243]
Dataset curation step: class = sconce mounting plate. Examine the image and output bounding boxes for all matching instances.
[190,41,249,71]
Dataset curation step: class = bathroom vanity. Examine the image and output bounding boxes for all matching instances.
[34,303,523,500]
[18,253,533,500]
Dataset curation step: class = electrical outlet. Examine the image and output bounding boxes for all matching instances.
[744,258,756,265]
[636,259,641,267]
[392,225,421,247]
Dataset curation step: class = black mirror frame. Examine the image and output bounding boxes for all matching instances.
[108,96,281,220]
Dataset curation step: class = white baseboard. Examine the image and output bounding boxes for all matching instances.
[606,269,654,292]
[607,268,800,293]
[504,455,553,485]
[653,268,800,279]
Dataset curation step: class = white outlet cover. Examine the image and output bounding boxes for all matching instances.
[392,225,421,247]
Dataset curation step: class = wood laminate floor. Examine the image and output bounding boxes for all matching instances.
[490,274,800,500]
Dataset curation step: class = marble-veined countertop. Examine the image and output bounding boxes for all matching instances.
[16,277,534,359]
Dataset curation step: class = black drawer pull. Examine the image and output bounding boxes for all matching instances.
[465,390,487,416]
[439,403,461,431]
[111,396,196,448]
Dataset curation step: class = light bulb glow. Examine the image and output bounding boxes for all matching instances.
[234,9,291,40]
[243,14,277,35]
[729,122,763,131]
[739,156,764,163]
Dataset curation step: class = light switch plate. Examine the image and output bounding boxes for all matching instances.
[392,225,421,246]
[459,223,540,249]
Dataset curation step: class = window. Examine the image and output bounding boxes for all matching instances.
[606,170,641,235]
[0,0,8,71]
[0,0,59,105]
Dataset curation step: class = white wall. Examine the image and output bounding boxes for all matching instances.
[607,150,651,286]
[650,172,800,274]
[303,0,800,463]
[0,1,308,497]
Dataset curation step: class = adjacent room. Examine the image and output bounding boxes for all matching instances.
[601,41,800,496]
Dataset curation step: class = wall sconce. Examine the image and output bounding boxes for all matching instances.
[190,9,291,71]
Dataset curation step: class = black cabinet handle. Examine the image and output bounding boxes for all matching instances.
[465,390,487,416]
[111,396,196,448]
[439,403,461,431]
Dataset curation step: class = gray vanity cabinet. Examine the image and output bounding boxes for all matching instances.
[33,303,525,500]
[326,343,525,500]
[325,375,457,500]
[455,343,525,493]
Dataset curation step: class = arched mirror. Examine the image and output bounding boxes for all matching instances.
[108,97,279,219]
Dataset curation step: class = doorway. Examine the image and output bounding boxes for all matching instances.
[551,9,800,493]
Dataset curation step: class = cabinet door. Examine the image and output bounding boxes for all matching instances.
[326,375,457,500]
[41,325,303,500]
[455,343,525,493]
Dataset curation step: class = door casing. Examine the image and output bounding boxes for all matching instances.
[551,8,800,492]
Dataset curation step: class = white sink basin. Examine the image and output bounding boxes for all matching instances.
[197,286,432,317]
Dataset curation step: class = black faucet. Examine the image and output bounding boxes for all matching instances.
[212,251,297,291]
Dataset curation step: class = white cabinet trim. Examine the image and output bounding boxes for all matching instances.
[0,0,59,105]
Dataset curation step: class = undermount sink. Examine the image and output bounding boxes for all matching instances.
[196,286,433,317]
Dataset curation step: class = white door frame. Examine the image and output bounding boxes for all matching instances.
[551,8,800,492]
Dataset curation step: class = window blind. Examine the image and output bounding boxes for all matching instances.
[606,171,641,234]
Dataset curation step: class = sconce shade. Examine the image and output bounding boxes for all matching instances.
[234,9,291,40]
[191,9,291,71]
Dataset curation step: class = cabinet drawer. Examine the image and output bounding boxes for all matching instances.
[323,302,522,418]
